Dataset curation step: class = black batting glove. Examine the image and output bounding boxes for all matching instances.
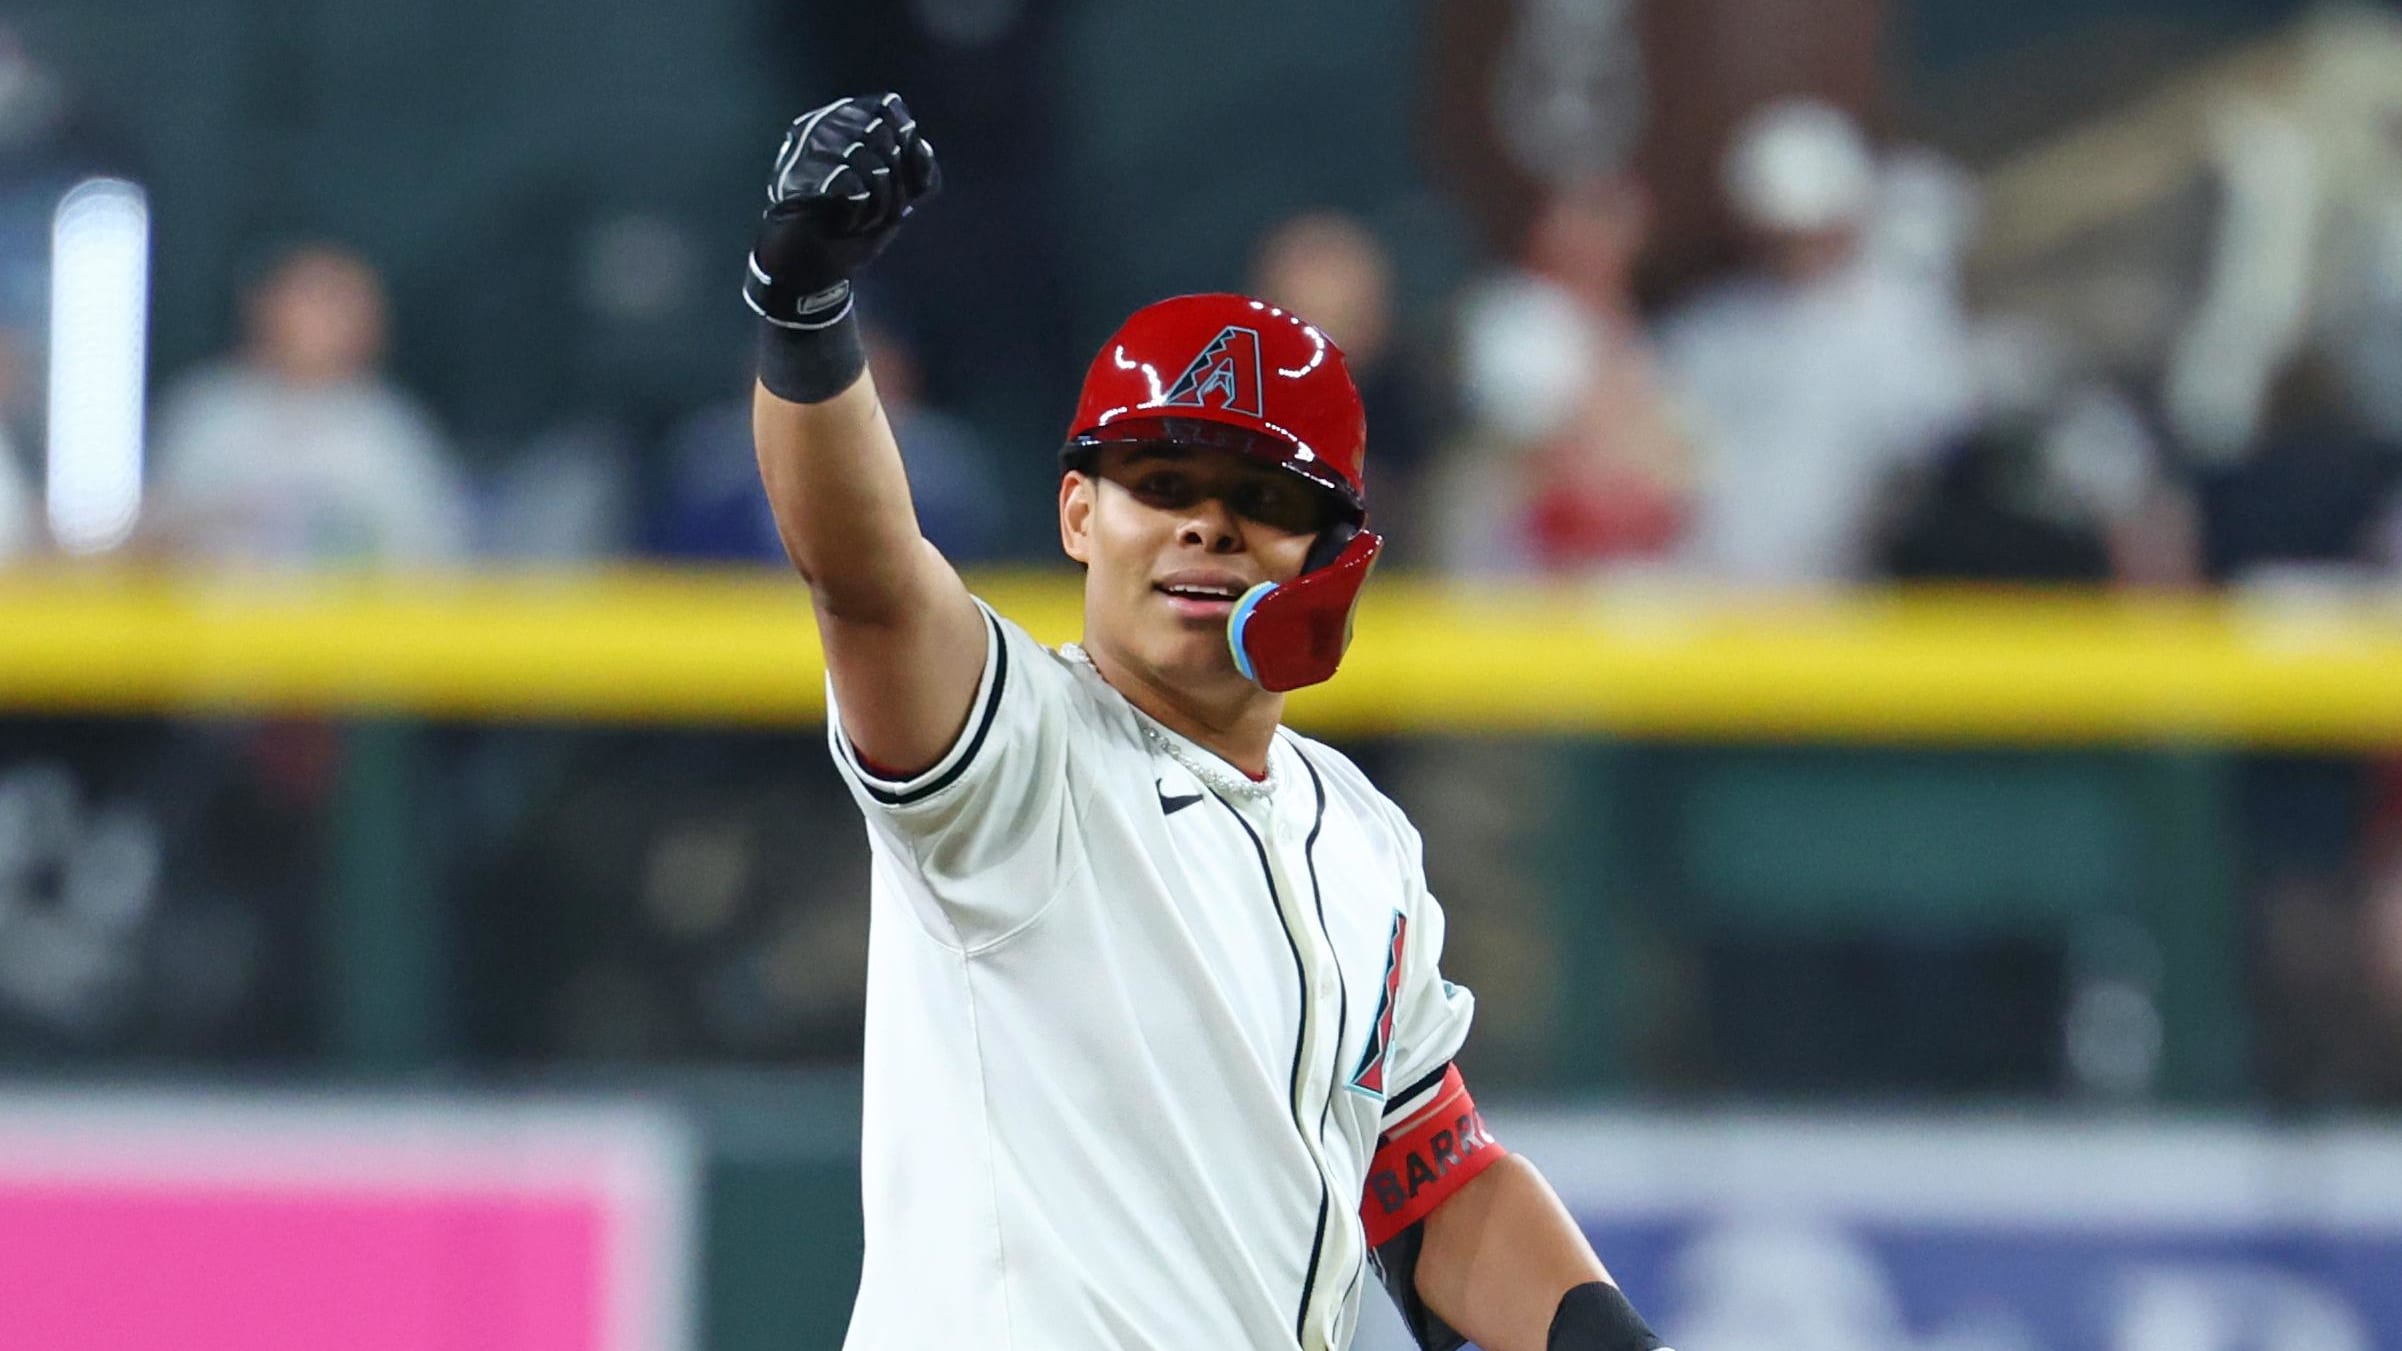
[744,92,941,331]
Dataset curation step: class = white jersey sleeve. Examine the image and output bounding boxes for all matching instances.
[1376,813,1477,1115]
[825,600,1085,949]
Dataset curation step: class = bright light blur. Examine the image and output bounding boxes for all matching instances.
[44,177,149,555]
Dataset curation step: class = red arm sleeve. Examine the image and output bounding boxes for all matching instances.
[1360,1063,1508,1248]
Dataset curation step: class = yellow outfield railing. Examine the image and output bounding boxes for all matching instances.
[2,566,2400,748]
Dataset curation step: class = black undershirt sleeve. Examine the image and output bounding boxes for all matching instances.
[1368,1219,1469,1351]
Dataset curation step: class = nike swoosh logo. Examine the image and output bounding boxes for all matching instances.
[1157,783,1205,816]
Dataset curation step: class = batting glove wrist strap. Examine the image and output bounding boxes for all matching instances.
[1549,1281,1667,1351]
[754,307,866,405]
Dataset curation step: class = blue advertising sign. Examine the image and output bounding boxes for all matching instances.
[1351,1112,2402,1351]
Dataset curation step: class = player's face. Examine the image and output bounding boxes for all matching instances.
[1061,443,1331,694]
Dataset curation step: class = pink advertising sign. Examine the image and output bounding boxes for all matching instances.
[0,1092,694,1351]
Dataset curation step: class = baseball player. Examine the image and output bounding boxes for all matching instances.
[744,93,1670,1351]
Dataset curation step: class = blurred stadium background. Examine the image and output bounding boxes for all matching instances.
[4,0,2402,1347]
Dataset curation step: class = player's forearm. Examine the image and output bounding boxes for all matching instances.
[740,92,944,624]
[1415,1154,1614,1351]
[752,373,930,622]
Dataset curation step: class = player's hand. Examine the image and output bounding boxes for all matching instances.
[743,92,941,330]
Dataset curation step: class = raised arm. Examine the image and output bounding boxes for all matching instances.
[743,94,986,776]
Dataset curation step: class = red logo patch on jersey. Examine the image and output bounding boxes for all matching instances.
[1160,325,1265,419]
[1349,912,1408,1097]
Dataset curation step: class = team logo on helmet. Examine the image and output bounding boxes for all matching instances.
[1349,911,1409,1097]
[1160,326,1265,419]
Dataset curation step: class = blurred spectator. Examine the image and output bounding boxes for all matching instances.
[1513,179,1695,573]
[147,244,470,568]
[651,316,1003,564]
[1879,422,2113,584]
[1660,100,1979,586]
[1428,277,1578,575]
[1431,177,1696,576]
[1249,212,1435,497]
[2196,350,2402,586]
[1879,320,2193,588]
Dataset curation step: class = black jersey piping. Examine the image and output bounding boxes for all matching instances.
[1211,788,1334,1349]
[1380,1063,1453,1131]
[853,609,1009,806]
[1291,744,1364,1336]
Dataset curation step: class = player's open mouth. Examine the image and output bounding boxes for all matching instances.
[1154,576,1246,618]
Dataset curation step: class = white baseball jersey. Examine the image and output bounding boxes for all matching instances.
[828,601,1476,1351]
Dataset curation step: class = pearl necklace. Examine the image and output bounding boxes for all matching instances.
[1061,643,1280,801]
[1140,718,1280,801]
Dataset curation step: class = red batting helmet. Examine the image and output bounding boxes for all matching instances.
[1061,293,1382,693]
[1062,292,1369,519]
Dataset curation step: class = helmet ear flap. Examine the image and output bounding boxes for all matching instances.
[1227,528,1382,692]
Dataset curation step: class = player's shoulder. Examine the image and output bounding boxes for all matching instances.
[982,602,1129,727]
[985,604,1073,674]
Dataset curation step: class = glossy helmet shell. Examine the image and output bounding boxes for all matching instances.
[1062,292,1368,519]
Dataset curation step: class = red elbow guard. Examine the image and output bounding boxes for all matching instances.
[1359,1064,1508,1247]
